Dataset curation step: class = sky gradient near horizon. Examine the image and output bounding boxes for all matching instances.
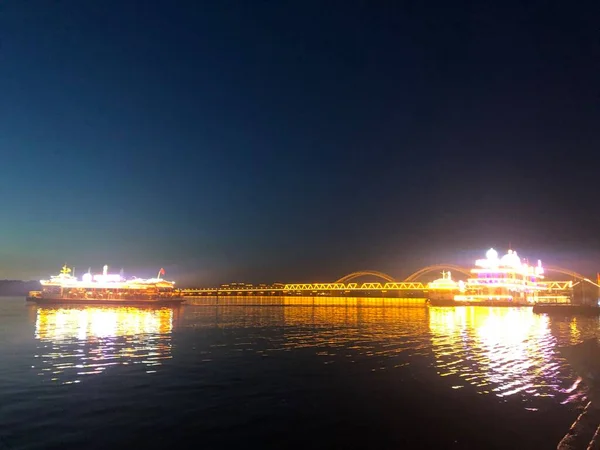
[1,1,598,284]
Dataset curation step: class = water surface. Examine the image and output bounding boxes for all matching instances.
[0,297,596,449]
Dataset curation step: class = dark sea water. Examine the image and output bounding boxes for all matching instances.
[0,296,596,449]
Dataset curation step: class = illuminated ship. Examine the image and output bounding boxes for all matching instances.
[454,248,545,305]
[427,248,546,306]
[26,265,184,306]
[426,271,464,303]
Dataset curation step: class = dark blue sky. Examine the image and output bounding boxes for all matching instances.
[1,1,598,284]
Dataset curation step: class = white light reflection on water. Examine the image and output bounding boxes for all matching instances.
[33,306,175,384]
[428,307,585,404]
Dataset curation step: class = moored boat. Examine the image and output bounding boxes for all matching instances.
[427,248,560,307]
[26,265,185,306]
[426,271,463,304]
[455,248,545,304]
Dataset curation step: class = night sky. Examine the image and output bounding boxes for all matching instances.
[1,1,598,284]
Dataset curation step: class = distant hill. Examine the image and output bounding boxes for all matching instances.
[0,280,41,296]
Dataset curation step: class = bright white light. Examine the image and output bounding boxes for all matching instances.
[486,248,498,260]
[500,250,521,268]
[93,274,121,282]
[40,266,175,290]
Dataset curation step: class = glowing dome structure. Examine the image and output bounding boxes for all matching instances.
[427,271,467,302]
[486,248,498,261]
[428,271,459,290]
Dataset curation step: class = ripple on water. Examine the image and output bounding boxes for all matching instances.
[176,300,596,408]
[4,299,599,412]
[427,307,592,405]
[1,297,600,450]
[31,306,175,384]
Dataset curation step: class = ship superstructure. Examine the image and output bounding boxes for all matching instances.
[27,265,183,305]
[427,271,465,302]
[456,248,545,303]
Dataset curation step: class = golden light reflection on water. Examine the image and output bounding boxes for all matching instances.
[182,297,431,368]
[34,297,596,404]
[34,306,175,384]
[428,307,578,402]
[182,297,599,405]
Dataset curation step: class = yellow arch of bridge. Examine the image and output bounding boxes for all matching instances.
[335,270,397,284]
[404,264,472,281]
[403,264,587,282]
[544,266,587,280]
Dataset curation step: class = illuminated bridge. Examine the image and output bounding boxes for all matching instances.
[180,264,581,297]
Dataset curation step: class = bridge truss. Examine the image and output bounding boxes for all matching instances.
[180,265,581,296]
[181,280,573,295]
[284,282,426,291]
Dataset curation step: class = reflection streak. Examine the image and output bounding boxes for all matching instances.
[429,307,576,402]
[184,298,590,407]
[34,306,174,383]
